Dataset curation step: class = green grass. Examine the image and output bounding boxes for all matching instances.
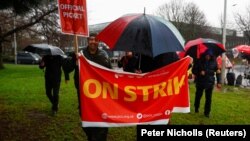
[1,64,250,141]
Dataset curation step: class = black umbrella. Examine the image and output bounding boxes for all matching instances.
[97,13,185,57]
[23,44,65,56]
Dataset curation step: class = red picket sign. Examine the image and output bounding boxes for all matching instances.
[58,0,89,36]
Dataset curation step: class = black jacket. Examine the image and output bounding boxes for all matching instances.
[118,55,140,73]
[82,48,111,69]
[39,55,66,83]
[63,48,112,89]
[153,52,180,70]
[192,57,221,88]
[118,52,180,73]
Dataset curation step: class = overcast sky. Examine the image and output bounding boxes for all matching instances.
[86,0,249,28]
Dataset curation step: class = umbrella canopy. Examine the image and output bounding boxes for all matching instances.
[96,13,185,57]
[23,44,65,56]
[184,38,226,60]
[232,45,250,58]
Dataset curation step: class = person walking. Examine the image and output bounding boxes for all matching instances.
[64,33,111,141]
[192,50,221,118]
[39,55,67,115]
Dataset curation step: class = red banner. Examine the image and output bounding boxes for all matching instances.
[79,55,191,127]
[58,0,89,36]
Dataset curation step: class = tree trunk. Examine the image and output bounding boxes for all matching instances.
[0,27,4,69]
[0,43,3,69]
[247,33,250,44]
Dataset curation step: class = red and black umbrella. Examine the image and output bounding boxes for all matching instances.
[232,45,250,57]
[184,38,226,60]
[96,13,185,57]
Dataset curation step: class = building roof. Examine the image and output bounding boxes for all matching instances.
[89,22,111,34]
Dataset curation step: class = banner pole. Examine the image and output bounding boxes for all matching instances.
[74,35,79,54]
[74,35,79,66]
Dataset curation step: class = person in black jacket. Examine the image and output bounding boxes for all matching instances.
[39,55,67,115]
[153,52,180,70]
[118,51,141,73]
[63,33,111,141]
[192,49,221,118]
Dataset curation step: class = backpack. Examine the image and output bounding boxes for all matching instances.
[235,75,243,87]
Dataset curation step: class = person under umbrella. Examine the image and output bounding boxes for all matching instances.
[153,52,180,69]
[39,54,68,116]
[192,49,221,118]
[184,38,226,62]
[233,45,250,65]
[118,51,141,73]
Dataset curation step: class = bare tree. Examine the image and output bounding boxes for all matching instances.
[155,0,184,23]
[183,3,207,26]
[155,0,211,41]
[31,1,61,46]
[234,5,250,44]
[182,2,210,40]
[0,1,57,69]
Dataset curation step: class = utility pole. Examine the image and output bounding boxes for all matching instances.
[221,0,227,84]
[13,16,17,64]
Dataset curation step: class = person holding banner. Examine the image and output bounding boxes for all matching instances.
[153,52,180,69]
[64,33,111,141]
[122,52,180,128]
[133,52,180,74]
[81,33,112,141]
[118,51,141,72]
[192,50,221,118]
